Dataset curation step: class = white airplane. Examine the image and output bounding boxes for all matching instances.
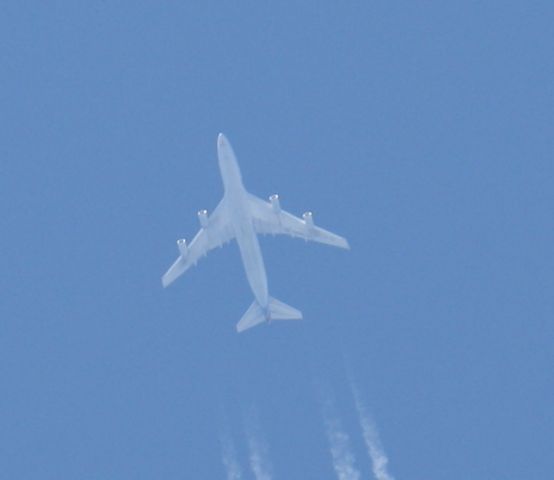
[162,133,349,332]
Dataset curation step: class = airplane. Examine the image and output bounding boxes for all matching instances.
[162,133,350,332]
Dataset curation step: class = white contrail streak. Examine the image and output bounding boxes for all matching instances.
[245,408,273,480]
[219,432,243,480]
[350,384,395,480]
[320,392,361,480]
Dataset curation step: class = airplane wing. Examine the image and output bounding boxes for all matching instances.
[248,194,350,249]
[162,199,235,287]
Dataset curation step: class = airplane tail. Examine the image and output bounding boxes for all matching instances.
[236,297,303,333]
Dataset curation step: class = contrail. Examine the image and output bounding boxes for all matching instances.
[219,432,244,480]
[350,384,395,480]
[320,390,361,480]
[245,407,273,480]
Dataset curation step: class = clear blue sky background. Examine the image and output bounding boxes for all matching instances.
[1,2,553,479]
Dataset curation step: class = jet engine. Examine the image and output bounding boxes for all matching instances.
[303,211,314,228]
[269,194,281,213]
[177,238,188,257]
[198,209,209,228]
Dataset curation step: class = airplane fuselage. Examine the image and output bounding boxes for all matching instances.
[217,134,269,312]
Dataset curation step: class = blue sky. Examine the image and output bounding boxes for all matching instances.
[1,2,553,479]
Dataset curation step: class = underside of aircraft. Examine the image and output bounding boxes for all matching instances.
[162,134,349,332]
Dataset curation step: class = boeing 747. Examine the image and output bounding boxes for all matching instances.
[162,134,349,332]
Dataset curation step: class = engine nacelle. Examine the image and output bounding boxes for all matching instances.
[269,194,281,214]
[303,211,314,228]
[177,238,188,257]
[198,209,209,228]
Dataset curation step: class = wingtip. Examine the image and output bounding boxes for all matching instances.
[340,237,351,250]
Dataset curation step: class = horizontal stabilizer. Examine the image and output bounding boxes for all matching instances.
[237,301,266,333]
[236,297,303,333]
[267,297,303,320]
